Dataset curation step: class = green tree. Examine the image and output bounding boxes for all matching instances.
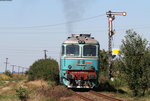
[99,49,109,82]
[120,29,150,96]
[99,49,109,71]
[28,58,59,83]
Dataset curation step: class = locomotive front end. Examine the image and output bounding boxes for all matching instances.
[60,34,100,88]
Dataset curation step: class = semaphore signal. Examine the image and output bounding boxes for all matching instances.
[106,10,127,79]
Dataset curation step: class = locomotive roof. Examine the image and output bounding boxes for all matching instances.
[63,34,99,44]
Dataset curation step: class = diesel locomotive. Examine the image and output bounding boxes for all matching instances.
[59,34,100,88]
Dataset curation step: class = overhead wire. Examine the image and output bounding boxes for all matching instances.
[0,14,105,29]
[0,25,149,34]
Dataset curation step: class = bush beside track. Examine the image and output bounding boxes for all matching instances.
[27,58,59,83]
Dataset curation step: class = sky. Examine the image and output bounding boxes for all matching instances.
[0,0,150,72]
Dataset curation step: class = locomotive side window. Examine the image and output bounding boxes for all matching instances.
[83,45,96,56]
[66,45,79,56]
[61,45,64,55]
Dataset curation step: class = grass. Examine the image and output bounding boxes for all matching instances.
[44,97,59,101]
[111,87,150,101]
[0,73,74,101]
[96,78,150,101]
[1,73,150,101]
[0,73,11,80]
[0,94,18,101]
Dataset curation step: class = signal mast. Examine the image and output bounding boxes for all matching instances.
[106,11,126,79]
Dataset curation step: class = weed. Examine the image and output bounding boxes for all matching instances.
[0,80,5,86]
[49,86,73,98]
[16,86,29,101]
[47,81,56,89]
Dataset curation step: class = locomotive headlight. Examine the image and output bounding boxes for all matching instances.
[68,65,72,69]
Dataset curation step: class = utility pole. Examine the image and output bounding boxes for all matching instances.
[5,58,8,72]
[18,66,21,74]
[11,65,16,74]
[25,68,29,72]
[22,67,24,75]
[44,50,48,59]
[106,11,126,79]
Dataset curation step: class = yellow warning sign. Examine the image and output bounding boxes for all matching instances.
[112,49,120,55]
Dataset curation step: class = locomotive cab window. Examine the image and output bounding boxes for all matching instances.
[66,45,79,56]
[83,45,96,56]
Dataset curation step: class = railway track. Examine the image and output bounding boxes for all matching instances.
[75,92,93,101]
[74,90,123,101]
[90,91,123,101]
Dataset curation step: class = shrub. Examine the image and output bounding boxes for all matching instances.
[5,70,13,78]
[16,86,29,101]
[28,59,59,83]
[0,80,5,86]
[109,77,122,92]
